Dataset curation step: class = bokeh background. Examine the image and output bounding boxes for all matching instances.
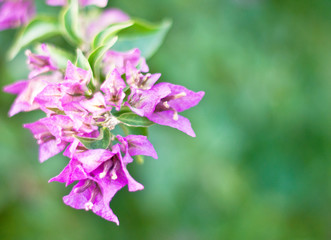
[1,0,331,239]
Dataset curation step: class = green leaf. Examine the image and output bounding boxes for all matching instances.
[120,124,149,136]
[88,36,118,76]
[60,0,82,45]
[117,112,154,127]
[76,49,97,92]
[75,127,111,149]
[8,17,61,60]
[112,106,131,117]
[45,108,65,115]
[35,44,75,70]
[112,19,172,59]
[76,49,92,71]
[92,20,134,50]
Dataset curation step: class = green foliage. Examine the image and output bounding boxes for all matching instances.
[116,112,154,127]
[8,16,61,60]
[75,127,111,149]
[88,36,118,77]
[60,0,82,45]
[92,21,134,50]
[75,49,91,71]
[120,125,149,136]
[112,19,172,59]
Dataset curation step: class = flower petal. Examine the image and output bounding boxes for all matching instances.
[147,111,196,137]
[117,135,158,159]
[75,149,114,173]
[167,84,205,112]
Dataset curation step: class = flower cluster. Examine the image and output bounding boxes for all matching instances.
[4,44,204,223]
[2,1,204,224]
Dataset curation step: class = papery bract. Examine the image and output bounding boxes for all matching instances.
[125,62,160,90]
[117,135,158,160]
[126,83,171,117]
[62,61,91,95]
[23,117,68,162]
[100,69,126,111]
[145,83,205,137]
[25,44,57,79]
[34,61,92,116]
[49,158,88,186]
[3,73,62,116]
[51,144,144,224]
[103,48,148,76]
[64,178,120,224]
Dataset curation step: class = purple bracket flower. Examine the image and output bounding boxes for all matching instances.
[62,60,91,95]
[34,61,93,116]
[100,69,126,111]
[73,145,144,192]
[49,158,88,186]
[3,73,62,116]
[125,61,161,90]
[126,84,171,117]
[24,115,96,162]
[103,48,148,76]
[117,135,158,160]
[127,82,204,137]
[23,116,71,162]
[50,158,122,223]
[80,92,111,116]
[50,144,143,223]
[146,83,205,137]
[64,178,120,224]
[25,44,58,79]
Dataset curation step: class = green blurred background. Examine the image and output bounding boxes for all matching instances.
[1,0,331,239]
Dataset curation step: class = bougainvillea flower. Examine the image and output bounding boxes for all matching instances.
[46,0,107,7]
[3,73,62,116]
[73,149,115,174]
[73,144,144,191]
[35,61,91,115]
[34,83,65,113]
[117,135,158,160]
[63,177,120,224]
[145,83,205,137]
[24,114,98,163]
[62,138,86,159]
[100,69,126,111]
[79,92,111,116]
[125,62,160,90]
[23,116,71,162]
[49,158,88,186]
[50,144,144,223]
[103,48,148,76]
[62,61,91,95]
[35,85,87,118]
[126,84,171,117]
[25,44,57,79]
[0,0,35,31]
